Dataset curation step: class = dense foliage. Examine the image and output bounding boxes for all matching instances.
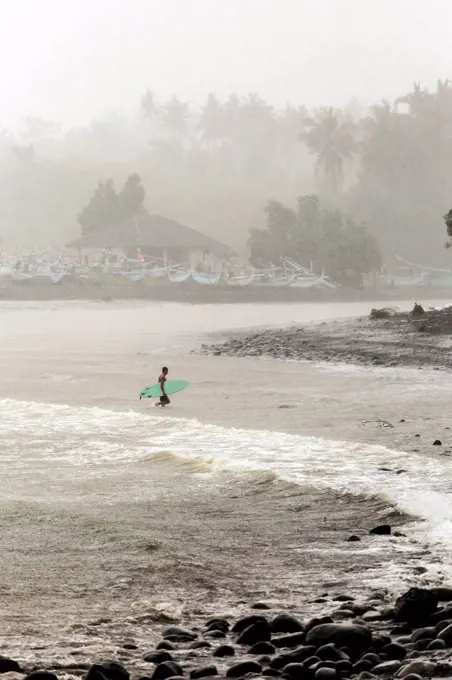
[1,81,452,265]
[78,174,145,235]
[249,195,381,282]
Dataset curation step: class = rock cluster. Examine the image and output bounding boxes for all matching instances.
[11,587,452,680]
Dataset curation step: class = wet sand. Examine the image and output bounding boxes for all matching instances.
[0,301,451,667]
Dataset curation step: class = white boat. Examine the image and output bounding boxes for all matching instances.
[252,274,295,288]
[168,268,191,283]
[191,271,222,285]
[226,272,255,287]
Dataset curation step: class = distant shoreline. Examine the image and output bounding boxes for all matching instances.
[1,281,452,304]
[199,307,452,370]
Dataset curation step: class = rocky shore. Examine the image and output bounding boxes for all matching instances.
[199,307,452,369]
[10,587,452,680]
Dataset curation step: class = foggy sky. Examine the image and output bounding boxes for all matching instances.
[1,0,451,128]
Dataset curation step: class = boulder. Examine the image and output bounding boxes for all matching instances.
[372,661,402,675]
[163,627,197,642]
[270,614,304,634]
[151,663,184,680]
[316,644,349,662]
[0,656,21,673]
[369,525,391,536]
[430,586,452,602]
[90,663,129,680]
[237,620,271,645]
[393,588,438,625]
[231,615,267,634]
[314,669,337,680]
[226,661,262,678]
[273,632,306,649]
[205,619,230,634]
[437,622,452,646]
[382,643,407,660]
[396,661,436,677]
[144,652,173,664]
[281,662,306,679]
[305,624,372,655]
[190,667,218,679]
[249,642,276,655]
[212,646,235,658]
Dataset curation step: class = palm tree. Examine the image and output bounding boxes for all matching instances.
[301,107,357,192]
[198,93,224,150]
[141,90,160,139]
[162,97,190,142]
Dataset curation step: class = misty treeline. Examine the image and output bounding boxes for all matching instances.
[1,82,451,265]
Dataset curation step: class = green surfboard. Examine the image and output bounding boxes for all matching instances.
[139,379,190,400]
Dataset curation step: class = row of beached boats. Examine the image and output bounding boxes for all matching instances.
[0,255,340,289]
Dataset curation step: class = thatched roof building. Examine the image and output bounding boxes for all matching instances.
[67,213,235,259]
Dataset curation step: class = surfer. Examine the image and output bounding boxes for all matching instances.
[155,366,170,407]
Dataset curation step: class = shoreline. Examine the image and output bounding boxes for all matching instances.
[199,307,452,370]
[1,281,452,304]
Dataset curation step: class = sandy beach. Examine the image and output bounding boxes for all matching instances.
[1,299,452,675]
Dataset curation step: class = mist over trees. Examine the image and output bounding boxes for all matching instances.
[0,81,451,265]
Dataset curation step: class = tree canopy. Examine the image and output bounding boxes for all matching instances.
[249,195,381,282]
[77,173,146,235]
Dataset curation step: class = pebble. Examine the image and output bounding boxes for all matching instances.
[190,666,218,679]
[372,660,402,675]
[269,614,304,633]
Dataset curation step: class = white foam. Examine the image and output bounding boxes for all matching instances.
[2,397,452,569]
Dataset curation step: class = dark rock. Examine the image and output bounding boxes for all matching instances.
[249,642,276,655]
[411,627,436,642]
[305,624,372,655]
[427,639,446,650]
[431,606,452,624]
[305,618,334,635]
[205,620,230,634]
[372,661,402,675]
[353,661,374,674]
[270,647,317,669]
[431,587,452,602]
[270,614,304,634]
[434,618,452,633]
[371,634,391,651]
[226,661,262,678]
[213,646,235,658]
[252,603,272,610]
[437,622,452,646]
[433,440,442,446]
[232,615,267,634]
[263,669,281,677]
[163,627,197,642]
[333,595,354,602]
[157,642,177,651]
[25,674,58,680]
[393,588,438,625]
[0,657,21,673]
[361,611,382,623]
[347,536,361,542]
[85,667,109,680]
[123,643,138,650]
[190,666,218,679]
[382,643,406,660]
[281,663,306,679]
[237,620,271,645]
[316,644,349,662]
[144,652,173,664]
[190,642,212,650]
[204,631,225,640]
[355,674,377,680]
[92,663,129,680]
[258,656,272,666]
[332,610,355,620]
[304,657,322,667]
[273,632,306,649]
[335,660,352,675]
[151,662,184,680]
[359,654,381,666]
[314,669,337,680]
[369,525,391,536]
[396,661,436,677]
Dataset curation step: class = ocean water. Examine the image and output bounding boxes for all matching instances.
[2,299,452,594]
